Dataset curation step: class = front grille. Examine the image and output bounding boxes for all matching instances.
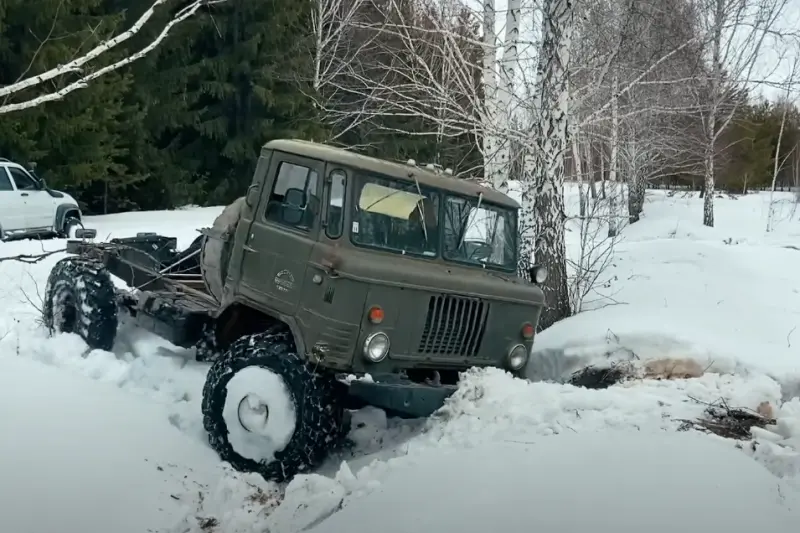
[417,295,489,357]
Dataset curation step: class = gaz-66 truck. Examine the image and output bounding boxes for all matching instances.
[42,139,547,481]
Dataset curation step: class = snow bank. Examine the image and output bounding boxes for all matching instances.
[0,354,223,533]
[171,366,800,532]
[529,189,800,382]
[2,189,800,533]
[309,431,800,533]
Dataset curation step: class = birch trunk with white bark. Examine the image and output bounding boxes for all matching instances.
[627,153,646,224]
[607,73,620,237]
[482,0,501,185]
[767,98,791,231]
[493,0,521,191]
[521,0,574,330]
[573,132,586,217]
[702,0,725,228]
[586,141,597,200]
[0,0,225,114]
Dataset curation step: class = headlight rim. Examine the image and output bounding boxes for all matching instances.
[506,343,529,371]
[363,331,390,363]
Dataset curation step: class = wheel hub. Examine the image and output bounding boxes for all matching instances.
[237,394,270,434]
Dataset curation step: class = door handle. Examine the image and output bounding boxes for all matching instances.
[20,193,28,197]
[243,244,258,253]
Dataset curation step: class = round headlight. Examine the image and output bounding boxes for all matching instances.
[507,344,529,370]
[363,332,390,362]
[532,265,548,284]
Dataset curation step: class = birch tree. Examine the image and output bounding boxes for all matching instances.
[483,0,502,185]
[309,0,383,142]
[695,0,788,227]
[522,0,576,329]
[767,55,799,231]
[491,0,522,192]
[571,0,705,226]
[0,0,227,114]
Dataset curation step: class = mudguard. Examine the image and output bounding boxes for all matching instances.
[55,203,80,231]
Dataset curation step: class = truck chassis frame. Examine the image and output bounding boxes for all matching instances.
[65,233,458,418]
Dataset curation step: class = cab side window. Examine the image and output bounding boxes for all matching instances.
[8,167,37,190]
[0,169,13,191]
[265,161,320,230]
[326,170,346,239]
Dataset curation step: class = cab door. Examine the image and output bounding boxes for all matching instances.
[237,151,325,316]
[7,166,54,229]
[0,166,25,231]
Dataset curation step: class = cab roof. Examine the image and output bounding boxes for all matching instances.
[263,139,520,209]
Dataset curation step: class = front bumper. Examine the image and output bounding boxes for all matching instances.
[345,375,457,418]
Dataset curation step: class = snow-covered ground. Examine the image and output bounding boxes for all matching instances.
[1,188,800,533]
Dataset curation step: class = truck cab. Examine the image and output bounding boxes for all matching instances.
[216,140,546,381]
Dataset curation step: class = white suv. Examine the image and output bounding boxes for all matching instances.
[0,159,83,241]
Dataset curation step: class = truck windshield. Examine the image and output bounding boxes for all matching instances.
[442,195,517,270]
[351,175,439,257]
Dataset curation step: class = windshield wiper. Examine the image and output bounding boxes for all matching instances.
[411,174,428,243]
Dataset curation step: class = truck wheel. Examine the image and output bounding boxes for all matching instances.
[195,322,222,363]
[43,257,118,351]
[201,329,345,482]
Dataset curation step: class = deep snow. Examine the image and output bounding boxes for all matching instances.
[0,355,221,533]
[1,187,800,532]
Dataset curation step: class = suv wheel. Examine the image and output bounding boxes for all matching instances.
[60,216,81,238]
[201,329,346,482]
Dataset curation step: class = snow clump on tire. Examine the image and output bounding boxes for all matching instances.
[201,328,346,482]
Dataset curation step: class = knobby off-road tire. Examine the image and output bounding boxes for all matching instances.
[43,257,118,351]
[201,329,345,482]
[194,321,222,363]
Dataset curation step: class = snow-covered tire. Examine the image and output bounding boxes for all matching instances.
[195,321,222,363]
[201,329,345,482]
[43,256,118,351]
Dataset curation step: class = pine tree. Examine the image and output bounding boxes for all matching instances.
[0,0,135,213]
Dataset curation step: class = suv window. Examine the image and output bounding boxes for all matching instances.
[265,161,320,230]
[8,167,37,190]
[0,169,12,191]
[326,170,346,239]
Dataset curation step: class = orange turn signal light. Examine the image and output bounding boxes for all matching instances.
[368,306,384,324]
[521,323,534,339]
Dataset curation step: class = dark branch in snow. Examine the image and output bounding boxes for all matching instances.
[678,397,776,441]
[0,249,66,264]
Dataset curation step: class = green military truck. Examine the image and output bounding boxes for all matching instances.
[42,139,547,481]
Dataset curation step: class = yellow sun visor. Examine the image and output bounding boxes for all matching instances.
[358,183,425,220]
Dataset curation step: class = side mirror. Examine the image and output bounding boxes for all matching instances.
[282,188,307,225]
[245,183,260,207]
[74,228,97,239]
[529,265,548,285]
[28,162,37,170]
